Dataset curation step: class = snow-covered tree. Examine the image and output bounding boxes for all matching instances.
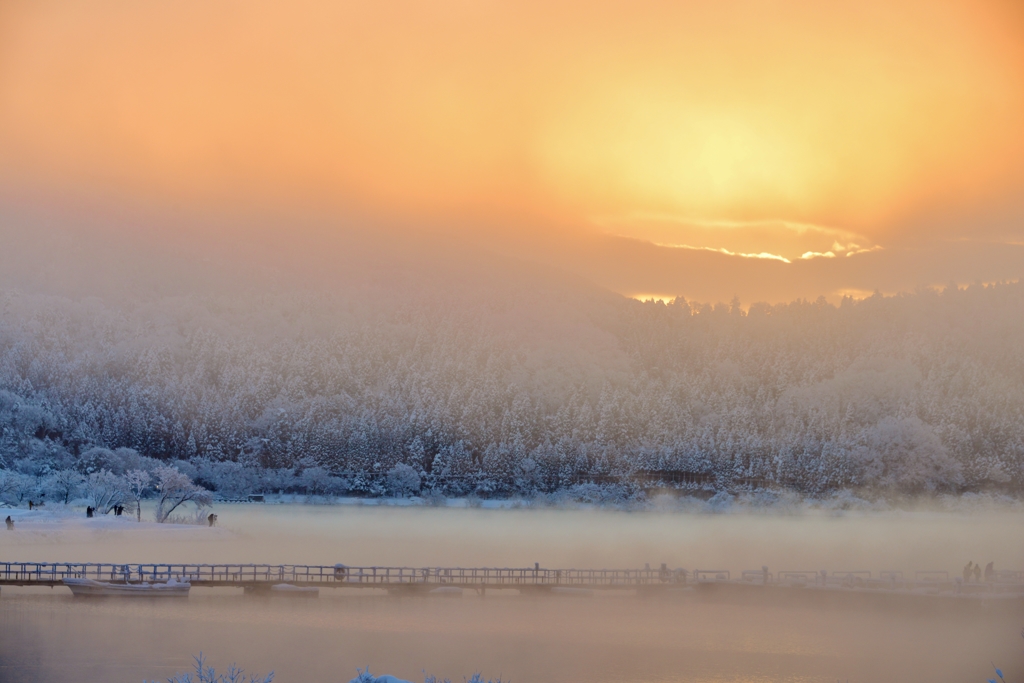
[2,280,1024,498]
[123,469,151,522]
[154,466,212,523]
[44,469,85,505]
[300,466,342,498]
[386,463,421,497]
[85,470,129,514]
[0,469,23,504]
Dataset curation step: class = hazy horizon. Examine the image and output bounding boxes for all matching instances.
[2,0,1024,304]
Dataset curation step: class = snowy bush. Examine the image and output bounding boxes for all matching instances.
[386,463,421,497]
[145,653,273,683]
[162,508,213,525]
[704,491,735,513]
[349,669,505,683]
[423,674,504,683]
[195,459,262,498]
[422,490,448,506]
[852,417,963,492]
[300,465,345,498]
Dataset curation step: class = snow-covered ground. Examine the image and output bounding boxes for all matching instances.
[223,488,1024,515]
[0,505,235,546]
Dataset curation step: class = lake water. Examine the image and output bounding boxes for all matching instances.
[1,503,1021,682]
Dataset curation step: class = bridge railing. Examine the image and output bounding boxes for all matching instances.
[825,571,871,588]
[777,571,821,586]
[0,563,688,587]
[907,571,949,589]
[339,566,684,587]
[994,570,1024,583]
[1,563,1020,594]
[740,570,771,584]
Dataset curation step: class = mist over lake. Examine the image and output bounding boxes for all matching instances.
[2,504,1022,683]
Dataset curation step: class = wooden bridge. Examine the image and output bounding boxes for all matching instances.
[1,562,1022,599]
[0,562,683,592]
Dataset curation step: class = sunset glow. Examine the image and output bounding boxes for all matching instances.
[1,0,1023,300]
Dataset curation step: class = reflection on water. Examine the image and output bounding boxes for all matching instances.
[1,590,1020,683]
[0,504,1021,682]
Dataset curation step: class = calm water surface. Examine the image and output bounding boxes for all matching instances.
[0,504,1021,682]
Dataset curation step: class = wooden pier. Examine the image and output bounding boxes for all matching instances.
[1,562,1021,601]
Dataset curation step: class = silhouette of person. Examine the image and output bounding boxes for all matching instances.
[973,564,982,582]
[963,561,973,582]
[207,513,218,527]
[86,506,94,518]
[5,516,13,530]
[28,500,33,510]
[984,562,995,582]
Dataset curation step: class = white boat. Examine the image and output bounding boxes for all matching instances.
[270,583,319,597]
[63,576,191,597]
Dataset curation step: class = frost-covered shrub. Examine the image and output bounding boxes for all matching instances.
[818,489,875,512]
[195,459,262,498]
[559,482,640,507]
[704,491,735,513]
[386,463,421,497]
[349,670,411,683]
[349,669,505,683]
[75,446,159,476]
[422,490,448,506]
[424,674,505,683]
[161,508,211,525]
[852,417,963,492]
[300,465,345,498]
[146,653,273,683]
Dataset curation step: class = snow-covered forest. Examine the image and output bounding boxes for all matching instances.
[2,264,1022,502]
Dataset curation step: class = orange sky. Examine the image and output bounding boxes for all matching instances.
[1,0,1023,301]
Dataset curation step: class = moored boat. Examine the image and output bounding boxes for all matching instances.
[270,583,319,597]
[62,576,190,597]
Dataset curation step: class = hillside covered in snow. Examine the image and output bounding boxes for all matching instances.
[1,224,1022,500]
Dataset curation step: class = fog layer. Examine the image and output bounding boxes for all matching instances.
[1,223,1022,499]
[1,505,1022,683]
